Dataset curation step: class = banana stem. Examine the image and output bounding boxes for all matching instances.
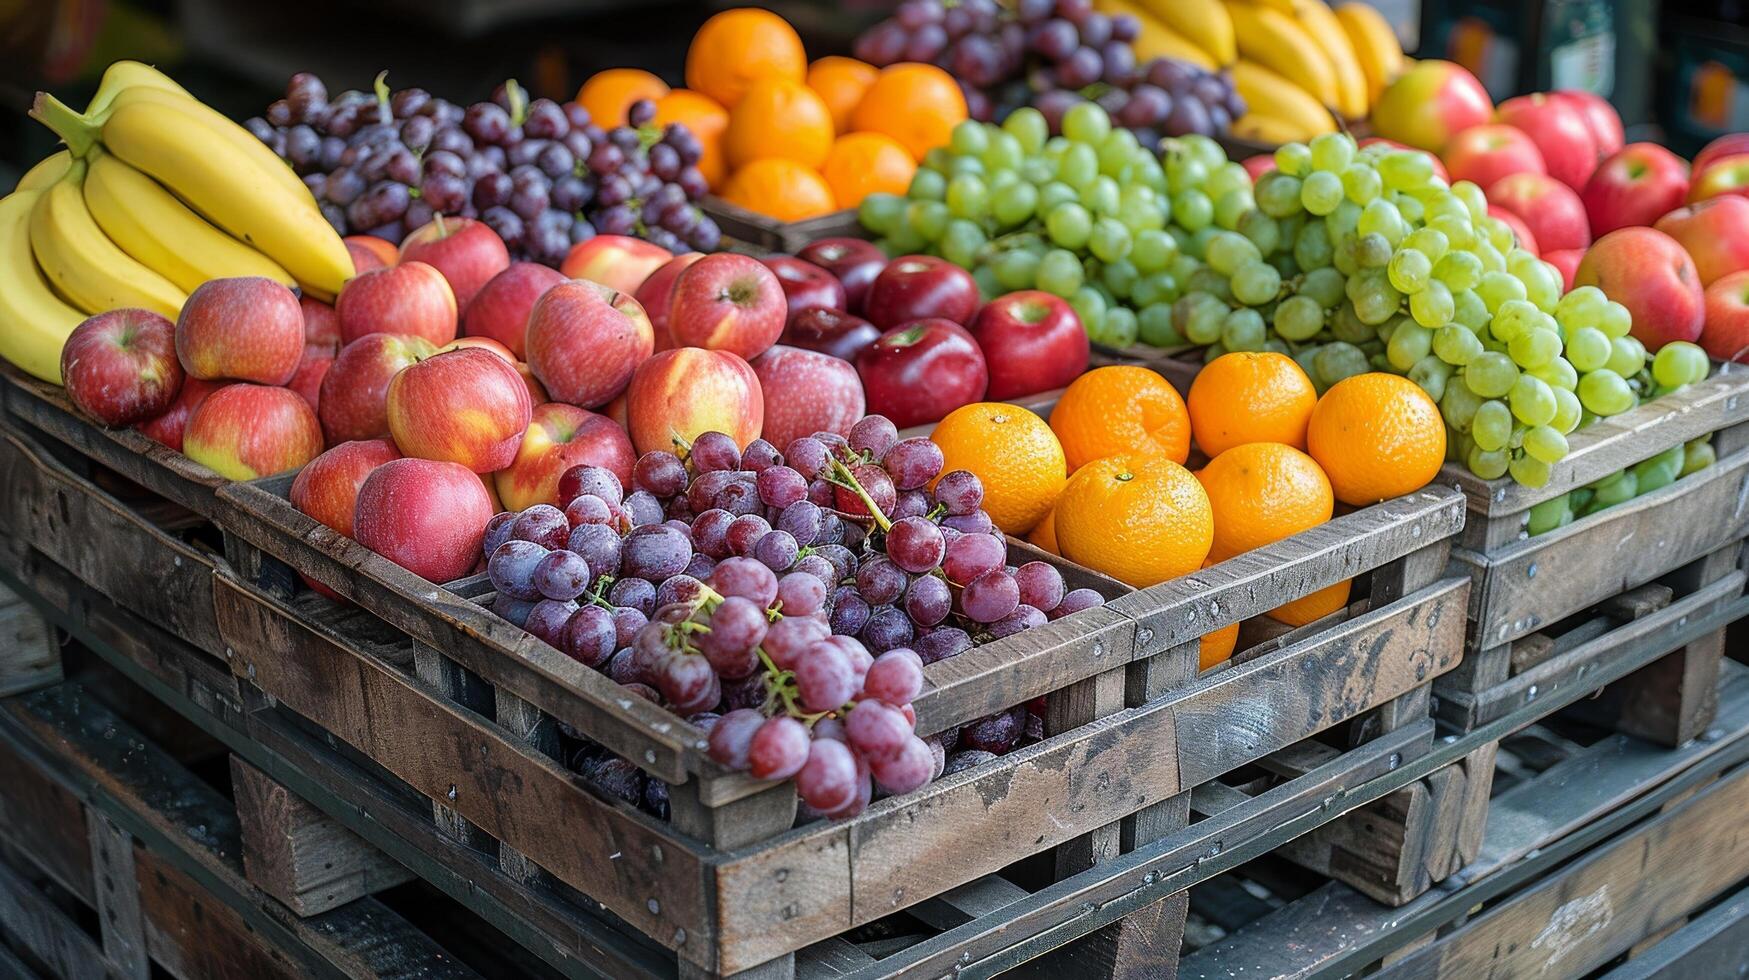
[29,92,98,158]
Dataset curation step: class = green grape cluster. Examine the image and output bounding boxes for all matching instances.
[856,102,1237,347]
[1527,436,1717,536]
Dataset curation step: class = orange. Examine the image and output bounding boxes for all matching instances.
[1200,621,1240,671]
[1195,443,1334,562]
[1050,366,1192,472]
[1188,351,1318,456]
[850,63,969,162]
[653,89,730,190]
[1053,455,1213,588]
[724,78,835,171]
[821,132,916,209]
[930,403,1067,535]
[720,159,837,221]
[808,56,879,134]
[685,7,807,109]
[1268,580,1353,627]
[1027,506,1059,555]
[1307,373,1447,506]
[576,69,671,128]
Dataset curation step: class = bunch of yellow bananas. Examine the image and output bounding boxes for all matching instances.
[1,61,352,384]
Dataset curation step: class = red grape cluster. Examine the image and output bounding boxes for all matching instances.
[853,0,1243,140]
[248,73,720,265]
[479,415,1105,818]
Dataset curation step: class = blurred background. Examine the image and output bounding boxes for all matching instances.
[0,0,1745,186]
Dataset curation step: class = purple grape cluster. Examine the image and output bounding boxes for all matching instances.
[248,73,720,265]
[478,415,1106,819]
[853,0,1243,140]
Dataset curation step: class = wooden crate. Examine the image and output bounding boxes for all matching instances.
[699,198,864,255]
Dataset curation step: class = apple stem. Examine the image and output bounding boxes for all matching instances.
[29,92,97,157]
[432,212,448,238]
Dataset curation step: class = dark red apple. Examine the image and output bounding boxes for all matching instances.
[968,291,1090,401]
[762,256,848,325]
[855,319,989,428]
[796,238,886,315]
[783,307,882,362]
[399,215,511,310]
[136,378,226,452]
[633,251,705,351]
[61,309,184,426]
[863,255,980,329]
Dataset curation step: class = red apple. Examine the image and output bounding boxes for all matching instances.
[1702,270,1749,362]
[1697,135,1749,177]
[175,277,304,384]
[292,438,402,540]
[345,235,397,273]
[1551,91,1624,157]
[1370,61,1492,153]
[1690,153,1749,203]
[301,296,340,354]
[440,336,517,363]
[62,309,183,426]
[136,378,225,452]
[762,256,847,325]
[495,403,637,511]
[386,347,533,473]
[336,261,458,347]
[559,235,673,295]
[864,256,980,330]
[750,345,867,448]
[1240,154,1275,181]
[1544,249,1584,292]
[1656,196,1749,285]
[525,279,654,408]
[1495,93,1600,191]
[624,347,763,455]
[1486,204,1540,257]
[399,215,509,310]
[855,319,989,429]
[783,306,881,362]
[667,253,787,359]
[634,252,705,350]
[1582,143,1691,236]
[968,290,1090,401]
[1576,228,1706,351]
[354,457,494,583]
[183,383,324,480]
[287,345,333,414]
[795,238,887,315]
[1488,173,1589,253]
[1442,124,1546,190]
[318,333,438,444]
[516,362,548,405]
[462,261,565,358]
[1359,138,1451,182]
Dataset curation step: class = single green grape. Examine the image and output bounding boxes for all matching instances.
[1653,341,1710,388]
[1274,142,1312,176]
[945,174,989,220]
[1002,107,1048,153]
[1404,227,1450,263]
[1577,368,1635,416]
[1387,322,1434,371]
[1387,247,1432,293]
[885,222,927,254]
[981,131,1023,172]
[1466,351,1520,398]
[1173,189,1214,231]
[1523,425,1569,464]
[1102,306,1139,346]
[1165,152,1208,194]
[1187,267,1234,303]
[1098,128,1140,176]
[1358,198,1406,244]
[1231,261,1282,306]
[1526,493,1573,535]
[1063,102,1112,145]
[1473,239,1507,274]
[1606,335,1646,377]
[1451,179,1489,219]
[908,168,948,201]
[1205,231,1262,276]
[1467,445,1510,480]
[1430,251,1481,293]
[1453,288,1491,331]
[1554,285,1607,330]
[1564,326,1611,372]
[1213,188,1255,230]
[1314,341,1370,386]
[1137,303,1182,347]
[906,200,950,241]
[1046,202,1093,250]
[1683,439,1717,476]
[940,220,986,268]
[1442,381,1485,430]
[1036,248,1084,298]
[1080,175,1121,215]
[1433,324,1484,366]
[1221,307,1268,351]
[1059,142,1100,189]
[1131,271,1178,308]
[1489,299,1540,342]
[1476,271,1529,313]
[1273,294,1326,341]
[1300,170,1344,215]
[1530,357,1578,392]
[1206,160,1252,199]
[1508,327,1561,369]
[949,120,989,158]
[1329,301,1373,343]
[1378,150,1435,189]
[1355,232,1393,268]
[1300,266,1346,309]
[1471,399,1513,451]
[1409,280,1455,328]
[993,249,1042,291]
[1176,292,1227,345]
[1551,386,1582,433]
[1308,132,1356,172]
[1089,217,1133,263]
[1409,355,1453,402]
[1068,285,1107,337]
[1340,163,1382,204]
[1590,469,1638,508]
[1037,181,1077,217]
[1509,374,1557,426]
[1237,210,1281,254]
[1509,454,1551,488]
[1598,300,1633,339]
[988,182,1037,228]
[1101,258,1139,298]
[1256,171,1304,217]
[1294,222,1335,270]
[1348,270,1402,326]
[1325,199,1363,244]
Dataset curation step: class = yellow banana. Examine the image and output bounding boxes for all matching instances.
[1335,2,1404,104]
[85,151,298,294]
[1231,60,1338,136]
[29,159,186,320]
[85,60,191,117]
[0,189,86,384]
[1245,0,1299,11]
[1094,0,1217,70]
[1224,1,1340,108]
[88,96,351,300]
[1135,0,1236,66]
[16,150,70,192]
[1231,111,1326,144]
[1293,0,1369,119]
[96,85,314,206]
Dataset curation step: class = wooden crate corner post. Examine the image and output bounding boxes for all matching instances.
[0,582,60,698]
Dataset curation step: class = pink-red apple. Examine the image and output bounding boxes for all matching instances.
[182,383,324,480]
[1576,228,1706,351]
[624,347,763,454]
[783,307,881,362]
[1695,134,1749,176]
[968,290,1090,401]
[864,256,980,329]
[399,215,509,309]
[1690,153,1749,203]
[301,296,340,354]
[1442,124,1546,190]
[136,378,225,452]
[1701,270,1749,362]
[559,235,673,296]
[1552,90,1624,156]
[1656,196,1749,285]
[318,333,437,444]
[750,345,866,448]
[462,261,565,357]
[1544,249,1583,291]
[633,252,705,350]
[62,309,183,426]
[287,345,332,414]
[1495,93,1600,191]
[1370,61,1492,153]
[292,438,401,540]
[354,457,494,583]
[1486,204,1540,256]
[762,256,847,324]
[1488,173,1588,253]
[1239,154,1275,181]
[336,261,458,346]
[345,235,397,273]
[1582,143,1690,235]
[855,319,989,428]
[525,279,654,408]
[795,238,886,315]
[666,253,787,359]
[494,403,637,511]
[386,347,532,472]
[175,277,304,384]
[516,362,548,405]
[439,336,517,363]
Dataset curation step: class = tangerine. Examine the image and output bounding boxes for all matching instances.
[807,56,879,134]
[1195,443,1333,562]
[685,8,807,109]
[1268,580,1353,627]
[849,63,968,161]
[930,403,1067,535]
[653,89,730,189]
[1027,506,1059,555]
[724,78,835,171]
[1307,373,1446,505]
[821,132,917,209]
[1049,365,1191,472]
[1188,351,1318,456]
[1053,455,1213,588]
[719,159,837,221]
[1200,621,1240,671]
[576,69,671,128]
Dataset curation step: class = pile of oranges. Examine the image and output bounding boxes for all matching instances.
[575,8,970,223]
[929,358,1445,672]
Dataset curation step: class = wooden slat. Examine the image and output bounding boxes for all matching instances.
[1600,882,1749,979]
[0,588,57,698]
[88,809,149,979]
[0,850,113,980]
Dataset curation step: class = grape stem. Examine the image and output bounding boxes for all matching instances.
[823,457,894,532]
[504,79,529,128]
[372,72,393,125]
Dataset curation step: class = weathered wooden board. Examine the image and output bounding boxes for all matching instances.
[0,583,58,697]
[1599,882,1749,980]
